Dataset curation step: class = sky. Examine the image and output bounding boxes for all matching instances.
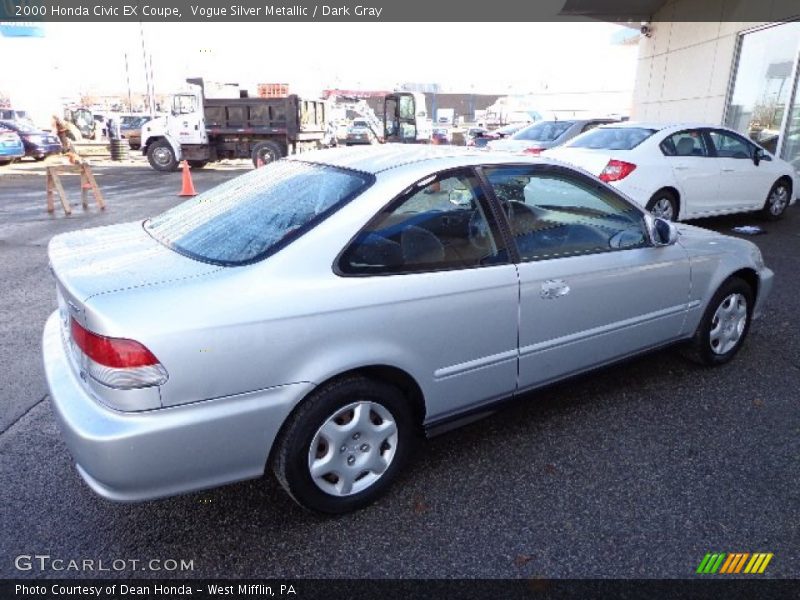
[0,21,638,120]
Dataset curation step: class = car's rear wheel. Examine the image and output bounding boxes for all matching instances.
[683,277,753,366]
[251,141,282,167]
[760,180,791,220]
[646,190,678,221]
[272,376,415,514]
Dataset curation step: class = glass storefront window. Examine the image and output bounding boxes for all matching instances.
[725,22,800,163]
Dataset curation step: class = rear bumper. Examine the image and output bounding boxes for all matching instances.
[0,149,24,160]
[43,311,313,502]
[26,143,62,157]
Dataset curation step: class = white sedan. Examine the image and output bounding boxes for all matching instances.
[545,122,798,221]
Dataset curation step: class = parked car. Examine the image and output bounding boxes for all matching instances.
[120,116,152,150]
[546,122,797,221]
[0,127,25,165]
[464,127,490,147]
[345,119,378,146]
[44,145,773,514]
[431,127,452,145]
[472,123,528,149]
[487,118,617,154]
[0,119,62,160]
[0,108,33,124]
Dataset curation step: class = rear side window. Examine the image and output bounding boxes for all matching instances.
[660,130,709,157]
[568,127,656,150]
[512,121,574,142]
[145,161,372,265]
[339,170,505,275]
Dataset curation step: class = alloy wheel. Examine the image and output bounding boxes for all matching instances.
[709,292,748,355]
[308,401,398,497]
[650,197,675,221]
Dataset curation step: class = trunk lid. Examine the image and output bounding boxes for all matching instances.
[49,221,222,304]
[544,147,619,176]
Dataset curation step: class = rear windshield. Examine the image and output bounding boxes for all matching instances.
[512,121,574,142]
[568,127,656,150]
[145,161,372,265]
[1,120,37,133]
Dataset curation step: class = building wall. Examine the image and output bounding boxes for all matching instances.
[631,0,799,123]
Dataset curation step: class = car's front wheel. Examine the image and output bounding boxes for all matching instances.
[147,140,179,171]
[684,277,753,366]
[761,180,791,220]
[272,376,416,514]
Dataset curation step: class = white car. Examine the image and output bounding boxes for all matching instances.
[545,122,798,221]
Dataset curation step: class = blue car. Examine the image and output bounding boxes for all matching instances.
[0,127,25,165]
[0,120,62,161]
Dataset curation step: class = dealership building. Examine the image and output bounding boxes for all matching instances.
[564,0,800,172]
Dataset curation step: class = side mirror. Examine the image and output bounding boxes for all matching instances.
[753,148,761,166]
[651,216,678,246]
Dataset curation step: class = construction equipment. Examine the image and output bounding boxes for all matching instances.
[62,107,97,141]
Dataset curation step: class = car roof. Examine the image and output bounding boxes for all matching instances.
[291,144,556,174]
[596,121,723,132]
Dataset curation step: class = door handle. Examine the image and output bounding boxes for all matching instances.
[721,168,735,172]
[674,166,689,171]
[540,279,570,300]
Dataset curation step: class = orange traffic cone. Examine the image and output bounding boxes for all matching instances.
[178,160,197,197]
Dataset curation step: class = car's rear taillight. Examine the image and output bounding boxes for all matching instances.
[70,318,167,388]
[523,147,542,155]
[599,159,637,182]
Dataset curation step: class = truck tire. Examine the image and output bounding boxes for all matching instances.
[147,140,179,172]
[252,141,283,167]
[188,160,208,169]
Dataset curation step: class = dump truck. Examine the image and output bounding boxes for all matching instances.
[141,78,327,171]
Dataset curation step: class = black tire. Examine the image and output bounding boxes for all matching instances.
[0,160,9,166]
[147,140,179,172]
[682,277,754,366]
[34,156,46,162]
[760,179,791,221]
[645,189,679,221]
[251,141,283,167]
[272,375,416,514]
[188,160,208,169]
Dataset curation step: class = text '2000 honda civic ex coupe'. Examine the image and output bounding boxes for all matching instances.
[43,145,773,513]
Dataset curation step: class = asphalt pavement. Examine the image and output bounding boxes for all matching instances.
[0,156,797,579]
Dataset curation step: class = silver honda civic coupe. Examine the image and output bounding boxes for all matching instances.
[43,145,773,513]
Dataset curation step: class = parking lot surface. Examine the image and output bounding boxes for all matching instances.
[0,157,797,578]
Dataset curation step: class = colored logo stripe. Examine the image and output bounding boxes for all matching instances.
[697,553,773,574]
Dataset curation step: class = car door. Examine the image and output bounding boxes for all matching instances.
[338,167,520,422]
[708,129,772,211]
[658,128,720,217]
[480,164,692,391]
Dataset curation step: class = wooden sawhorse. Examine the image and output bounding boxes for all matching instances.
[46,162,106,216]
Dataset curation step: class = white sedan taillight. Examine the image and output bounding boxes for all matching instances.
[599,159,637,182]
[70,318,168,389]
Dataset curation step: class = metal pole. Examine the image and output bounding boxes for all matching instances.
[148,52,156,114]
[124,52,132,112]
[139,22,151,114]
